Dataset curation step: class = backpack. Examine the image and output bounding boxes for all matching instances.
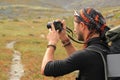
[87,25,120,80]
[106,25,120,80]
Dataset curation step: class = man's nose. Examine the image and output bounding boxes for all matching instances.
[73,29,76,33]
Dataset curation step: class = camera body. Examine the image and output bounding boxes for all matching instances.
[47,21,63,32]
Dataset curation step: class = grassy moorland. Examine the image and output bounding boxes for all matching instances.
[0,17,80,80]
[0,6,120,80]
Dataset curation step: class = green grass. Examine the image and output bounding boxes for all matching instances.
[0,49,13,79]
[0,17,80,80]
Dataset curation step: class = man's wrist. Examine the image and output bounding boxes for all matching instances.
[60,35,69,41]
[61,38,71,47]
[47,44,56,50]
[48,41,56,46]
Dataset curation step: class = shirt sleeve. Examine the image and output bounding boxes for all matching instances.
[44,50,87,77]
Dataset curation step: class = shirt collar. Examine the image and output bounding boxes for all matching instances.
[87,37,103,47]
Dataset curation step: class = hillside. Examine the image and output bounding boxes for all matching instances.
[0,0,120,19]
[0,0,120,9]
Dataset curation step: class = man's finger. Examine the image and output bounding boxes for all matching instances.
[56,30,59,33]
[62,20,66,29]
[48,28,52,32]
[51,23,55,31]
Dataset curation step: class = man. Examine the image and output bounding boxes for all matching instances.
[41,8,110,80]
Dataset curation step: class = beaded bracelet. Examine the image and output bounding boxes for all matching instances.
[63,41,71,47]
[62,38,71,47]
[47,45,56,50]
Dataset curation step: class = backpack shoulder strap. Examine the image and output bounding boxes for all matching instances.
[86,46,108,80]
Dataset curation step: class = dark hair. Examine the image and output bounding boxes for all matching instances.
[76,8,110,41]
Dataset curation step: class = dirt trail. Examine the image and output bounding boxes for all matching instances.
[6,41,24,80]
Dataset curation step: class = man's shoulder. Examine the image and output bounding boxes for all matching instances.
[70,48,97,59]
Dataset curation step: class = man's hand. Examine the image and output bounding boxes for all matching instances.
[59,20,69,41]
[47,23,59,45]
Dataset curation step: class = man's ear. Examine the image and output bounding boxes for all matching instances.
[79,22,86,30]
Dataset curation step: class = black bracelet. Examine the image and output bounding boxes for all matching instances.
[47,45,56,50]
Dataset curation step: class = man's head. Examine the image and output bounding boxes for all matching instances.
[74,8,110,42]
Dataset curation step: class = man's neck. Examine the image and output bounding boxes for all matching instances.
[90,34,100,39]
[84,33,100,42]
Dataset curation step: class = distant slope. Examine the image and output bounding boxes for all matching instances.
[1,0,120,10]
[40,0,120,10]
[0,0,120,19]
[68,0,120,10]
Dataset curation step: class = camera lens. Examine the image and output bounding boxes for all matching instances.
[47,22,52,29]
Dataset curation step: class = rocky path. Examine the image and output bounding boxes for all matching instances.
[6,41,24,80]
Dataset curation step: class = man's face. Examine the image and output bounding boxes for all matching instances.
[73,19,84,41]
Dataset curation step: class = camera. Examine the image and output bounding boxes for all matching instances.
[47,21,63,32]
